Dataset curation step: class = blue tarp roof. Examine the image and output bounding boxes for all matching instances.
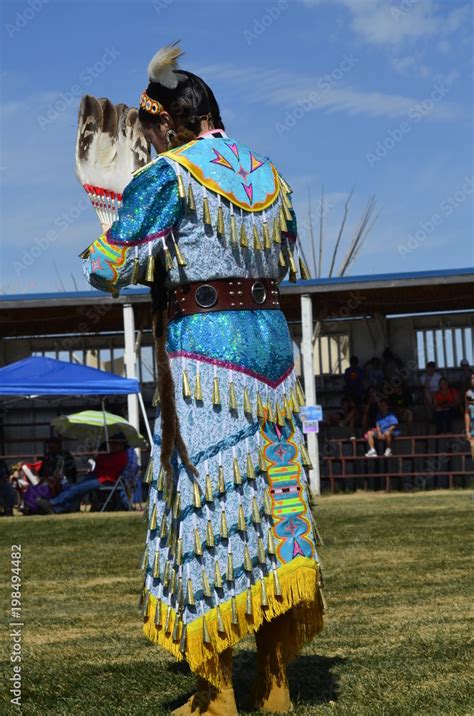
[0,356,139,396]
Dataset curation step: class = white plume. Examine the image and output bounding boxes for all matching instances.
[147,42,183,88]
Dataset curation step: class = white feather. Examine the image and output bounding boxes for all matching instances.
[147,42,183,88]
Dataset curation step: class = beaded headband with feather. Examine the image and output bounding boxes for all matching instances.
[140,42,184,117]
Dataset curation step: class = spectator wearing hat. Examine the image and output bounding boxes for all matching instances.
[39,437,77,485]
[37,433,129,514]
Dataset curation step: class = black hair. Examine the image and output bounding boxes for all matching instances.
[139,70,224,136]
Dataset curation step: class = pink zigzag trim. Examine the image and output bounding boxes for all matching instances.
[168,350,294,388]
[106,227,172,247]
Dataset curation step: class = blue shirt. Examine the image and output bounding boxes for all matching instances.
[376,412,399,434]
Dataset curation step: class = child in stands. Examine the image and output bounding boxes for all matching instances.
[365,400,399,457]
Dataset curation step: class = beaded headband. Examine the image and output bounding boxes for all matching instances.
[139,90,165,116]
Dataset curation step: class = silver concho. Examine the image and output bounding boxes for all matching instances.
[195,284,218,308]
[251,281,267,305]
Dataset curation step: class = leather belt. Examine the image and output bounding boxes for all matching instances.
[168,277,280,321]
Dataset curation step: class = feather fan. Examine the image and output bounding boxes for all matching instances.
[75,94,150,229]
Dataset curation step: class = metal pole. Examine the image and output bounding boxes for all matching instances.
[301,294,320,497]
[138,391,153,447]
[123,302,140,438]
[101,397,109,450]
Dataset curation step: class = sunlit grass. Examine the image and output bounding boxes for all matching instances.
[0,491,472,715]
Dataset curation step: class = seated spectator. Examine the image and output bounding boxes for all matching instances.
[344,355,365,403]
[390,383,414,434]
[8,460,56,516]
[39,437,77,485]
[433,378,459,434]
[37,433,129,514]
[326,397,358,434]
[420,361,442,420]
[365,357,384,389]
[0,460,16,517]
[365,399,399,457]
[465,374,474,458]
[362,386,381,433]
[22,462,57,515]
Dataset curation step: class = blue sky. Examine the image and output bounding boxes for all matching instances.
[0,0,472,294]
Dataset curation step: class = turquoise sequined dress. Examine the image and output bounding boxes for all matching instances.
[83,130,323,685]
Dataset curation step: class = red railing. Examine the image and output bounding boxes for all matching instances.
[321,433,473,492]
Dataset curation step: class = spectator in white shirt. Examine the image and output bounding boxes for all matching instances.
[420,361,442,420]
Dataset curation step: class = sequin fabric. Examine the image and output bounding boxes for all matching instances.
[167,310,294,384]
[82,159,182,292]
[145,357,317,625]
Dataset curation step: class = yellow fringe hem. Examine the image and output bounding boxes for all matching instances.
[142,556,324,687]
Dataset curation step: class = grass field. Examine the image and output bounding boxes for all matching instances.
[1,491,472,715]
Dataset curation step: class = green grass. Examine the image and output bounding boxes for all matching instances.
[1,491,473,715]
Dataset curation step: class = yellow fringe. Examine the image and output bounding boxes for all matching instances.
[143,556,324,688]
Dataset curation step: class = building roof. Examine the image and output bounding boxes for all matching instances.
[1,268,473,338]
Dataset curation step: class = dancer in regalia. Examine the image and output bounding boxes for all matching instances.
[82,44,324,715]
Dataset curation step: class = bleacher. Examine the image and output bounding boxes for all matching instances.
[316,367,473,492]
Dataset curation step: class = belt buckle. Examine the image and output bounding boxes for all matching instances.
[251,280,267,305]
[195,284,218,309]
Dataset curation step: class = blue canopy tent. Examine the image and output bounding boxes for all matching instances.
[0,356,152,444]
[0,356,139,396]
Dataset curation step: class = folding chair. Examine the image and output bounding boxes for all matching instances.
[99,448,140,512]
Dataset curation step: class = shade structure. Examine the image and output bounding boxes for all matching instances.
[0,356,139,396]
[52,410,147,448]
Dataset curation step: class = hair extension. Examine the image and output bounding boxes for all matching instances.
[151,282,197,497]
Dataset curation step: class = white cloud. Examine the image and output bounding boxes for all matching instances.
[391,55,433,78]
[200,64,463,121]
[346,0,438,46]
[302,0,471,47]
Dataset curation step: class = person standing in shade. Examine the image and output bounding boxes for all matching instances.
[464,373,474,459]
[433,378,459,434]
[420,361,442,421]
[344,355,365,404]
